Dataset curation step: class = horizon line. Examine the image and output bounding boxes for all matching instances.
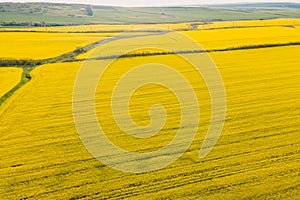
[2,1,300,7]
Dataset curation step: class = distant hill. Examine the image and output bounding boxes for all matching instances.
[0,2,300,26]
[208,2,300,9]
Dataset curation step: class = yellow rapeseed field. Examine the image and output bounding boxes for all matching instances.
[0,23,191,32]
[0,67,22,98]
[0,32,110,59]
[184,26,300,50]
[1,19,299,32]
[77,25,300,59]
[0,43,299,199]
[200,18,300,30]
